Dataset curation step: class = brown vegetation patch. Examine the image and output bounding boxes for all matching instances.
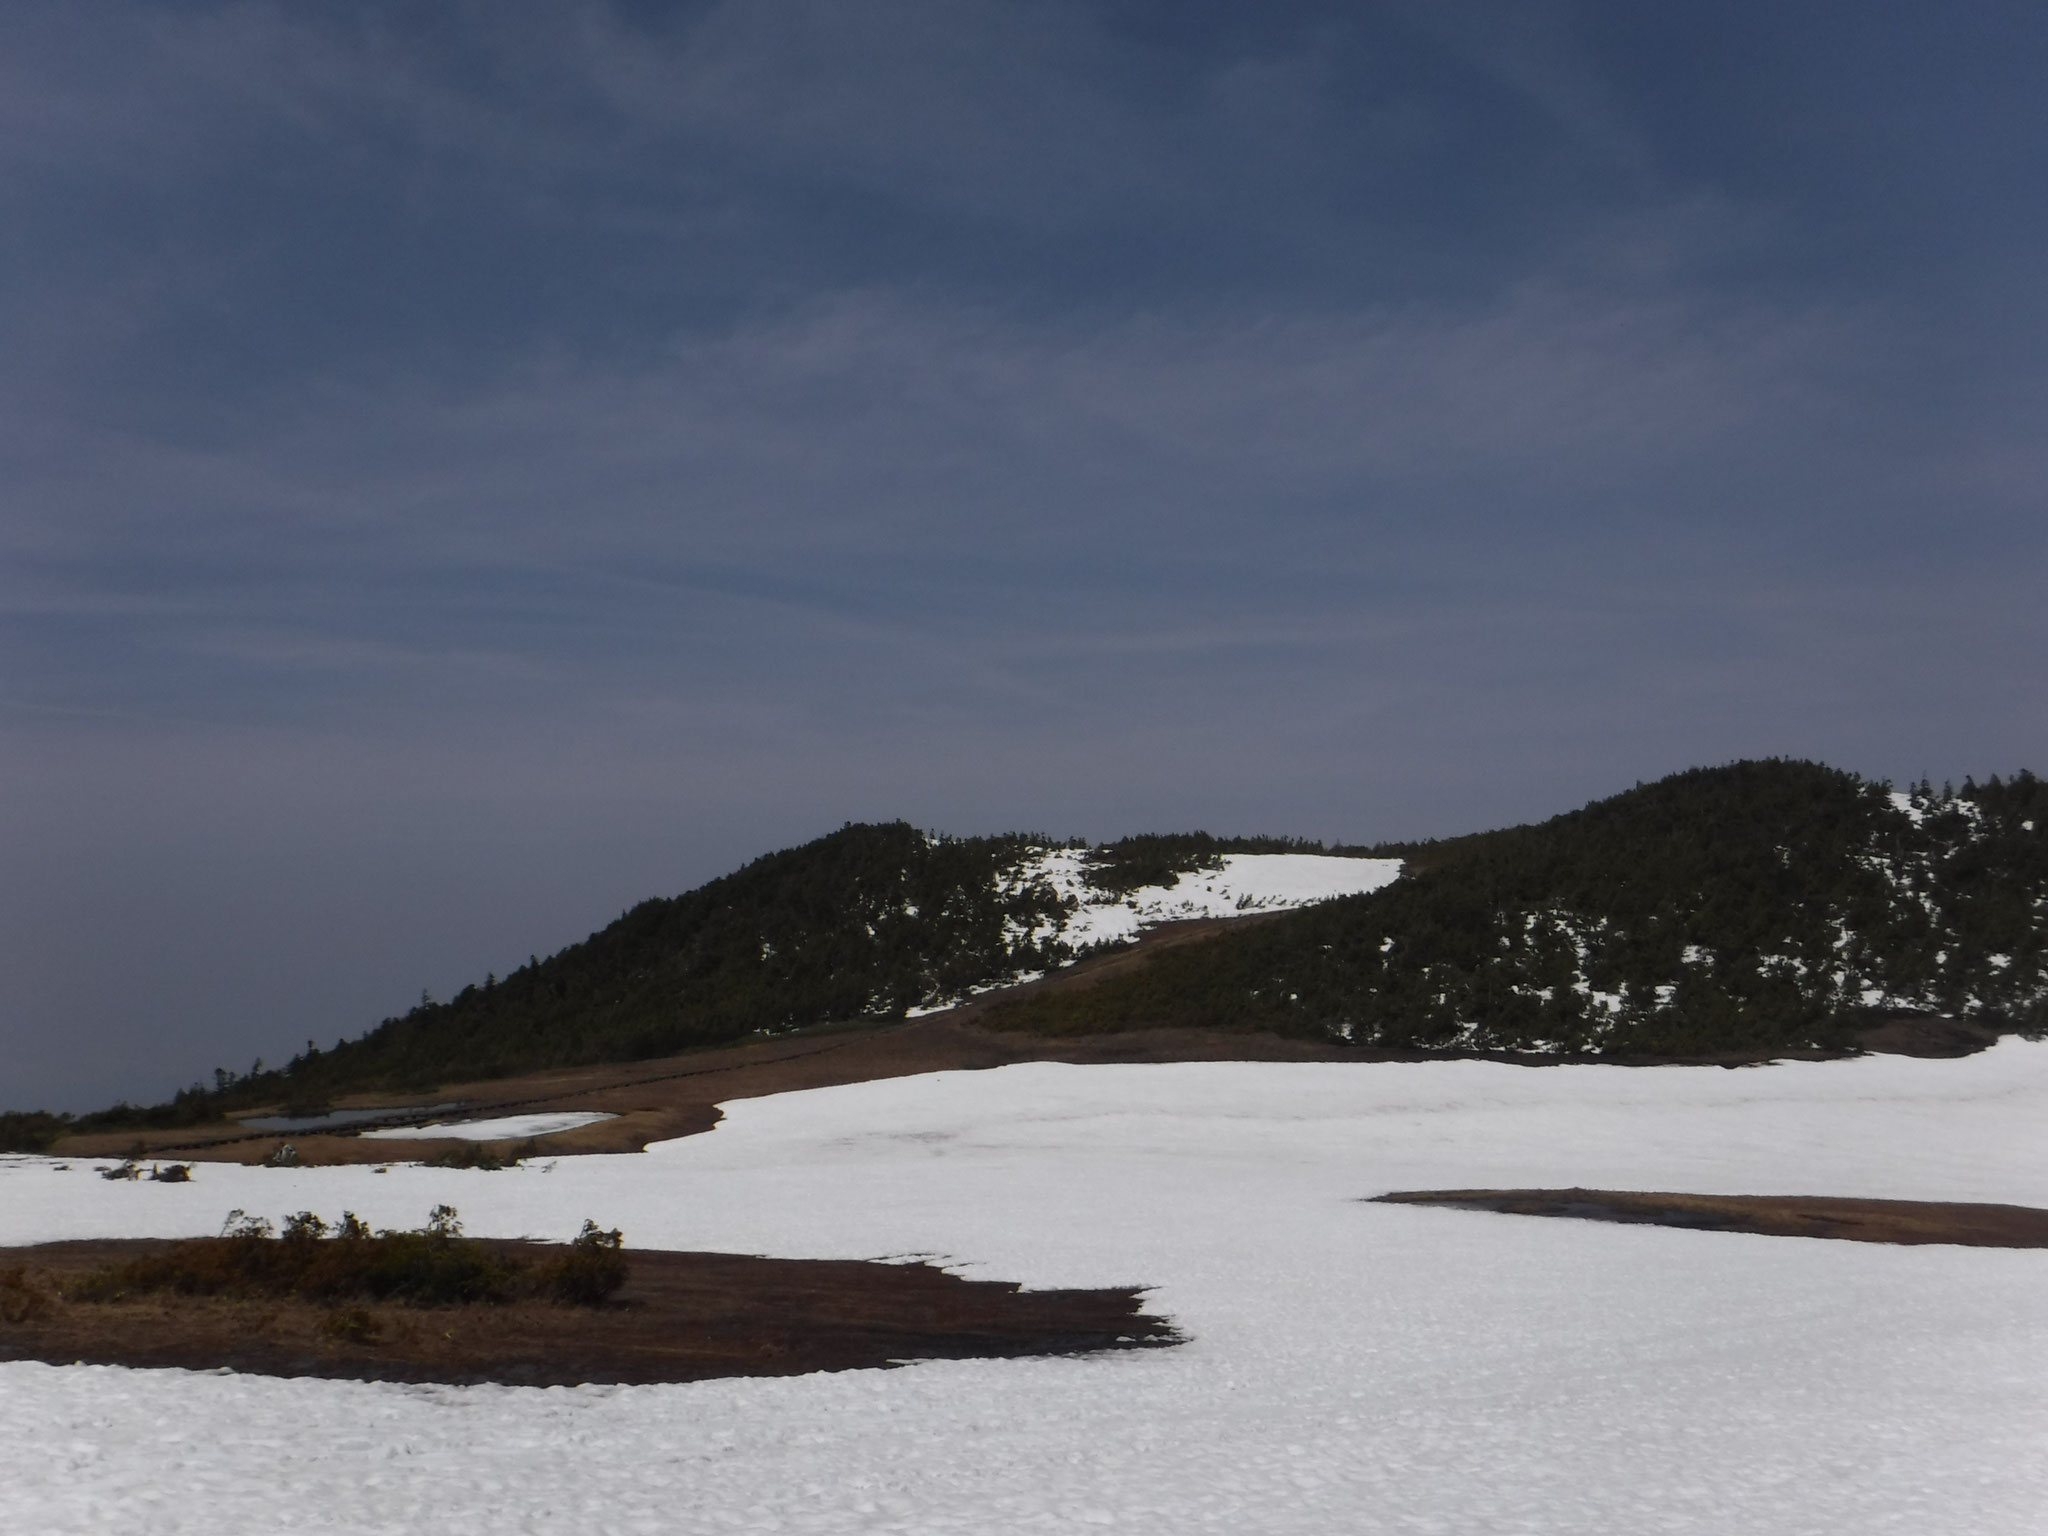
[0,1238,1179,1386]
[1372,1189,2048,1248]
[1852,1015,2004,1058]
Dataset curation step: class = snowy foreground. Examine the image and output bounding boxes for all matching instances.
[5,1045,2048,1534]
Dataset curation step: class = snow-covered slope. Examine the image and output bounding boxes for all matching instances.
[1015,849,1405,949]
[5,1043,2046,1534]
[904,851,1402,1014]
[1004,767,2048,1052]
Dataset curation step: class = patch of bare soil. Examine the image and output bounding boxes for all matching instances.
[1852,1014,2004,1058]
[0,1239,1180,1386]
[1372,1189,2048,1248]
[57,920,1376,1167]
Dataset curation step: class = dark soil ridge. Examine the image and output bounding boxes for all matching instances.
[0,1238,1181,1386]
[1372,1189,2048,1248]
[49,919,2009,1168]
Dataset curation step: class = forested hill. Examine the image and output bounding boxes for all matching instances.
[27,822,1336,1137]
[228,824,1082,1104]
[8,760,2043,1151]
[993,761,2048,1055]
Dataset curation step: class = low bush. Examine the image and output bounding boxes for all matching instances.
[534,1220,628,1305]
[0,1111,71,1154]
[425,1139,537,1171]
[68,1207,627,1309]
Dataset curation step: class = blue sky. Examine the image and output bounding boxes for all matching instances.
[5,1,2045,1108]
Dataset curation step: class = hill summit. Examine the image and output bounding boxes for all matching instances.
[996,761,2048,1055]
[5,759,2042,1150]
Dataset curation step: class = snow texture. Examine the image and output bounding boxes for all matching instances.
[357,1111,617,1141]
[1014,849,1403,953]
[904,851,1403,1016]
[5,1043,2048,1534]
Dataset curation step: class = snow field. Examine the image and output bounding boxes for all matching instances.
[4,1043,2048,1534]
[1010,849,1406,952]
[357,1111,617,1141]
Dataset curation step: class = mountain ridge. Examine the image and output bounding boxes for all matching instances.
[993,761,2047,1054]
[5,759,2042,1152]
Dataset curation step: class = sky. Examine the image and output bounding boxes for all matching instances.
[5,1,2046,1111]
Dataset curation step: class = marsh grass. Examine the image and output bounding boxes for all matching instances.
[320,1305,381,1343]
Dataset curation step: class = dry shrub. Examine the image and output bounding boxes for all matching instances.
[425,1140,534,1170]
[320,1306,381,1344]
[535,1221,628,1305]
[68,1208,627,1310]
[71,1206,515,1307]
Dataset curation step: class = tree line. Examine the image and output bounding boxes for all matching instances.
[992,762,2048,1054]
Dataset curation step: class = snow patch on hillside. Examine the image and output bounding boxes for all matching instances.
[1013,850,1404,953]
[904,852,1401,1017]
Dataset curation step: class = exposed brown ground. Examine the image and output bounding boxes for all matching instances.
[0,1238,1179,1386]
[48,913,2012,1168]
[55,918,1368,1166]
[1372,1189,2048,1248]
[1852,1015,2004,1058]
